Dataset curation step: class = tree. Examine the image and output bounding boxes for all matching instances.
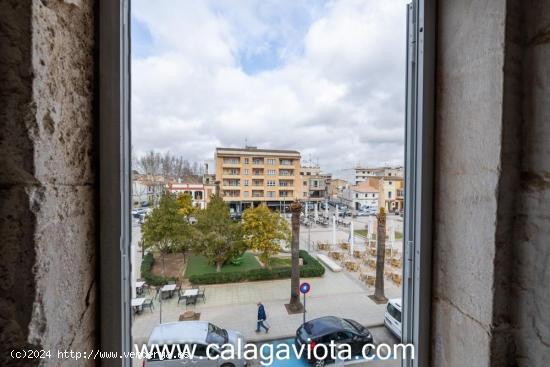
[242,204,291,267]
[138,150,162,176]
[373,207,388,302]
[193,195,245,272]
[288,201,304,312]
[141,193,190,274]
[176,192,195,218]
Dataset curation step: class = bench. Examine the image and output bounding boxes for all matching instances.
[316,253,343,272]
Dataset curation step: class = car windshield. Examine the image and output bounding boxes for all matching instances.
[206,323,227,345]
[387,303,402,322]
[340,319,358,332]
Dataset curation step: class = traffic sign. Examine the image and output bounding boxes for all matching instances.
[299,282,311,294]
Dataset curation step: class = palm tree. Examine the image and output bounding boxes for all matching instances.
[287,201,304,312]
[373,207,388,303]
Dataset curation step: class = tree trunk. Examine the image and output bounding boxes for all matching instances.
[374,208,387,302]
[160,249,167,276]
[288,201,304,311]
[216,261,222,272]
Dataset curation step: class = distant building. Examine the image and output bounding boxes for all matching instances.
[214,146,302,212]
[340,181,380,210]
[132,175,165,207]
[166,181,212,209]
[367,176,404,213]
[327,178,349,199]
[355,166,403,185]
[300,165,328,202]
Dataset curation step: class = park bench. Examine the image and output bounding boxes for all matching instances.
[316,253,343,272]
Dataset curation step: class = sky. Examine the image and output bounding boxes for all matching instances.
[131,0,408,179]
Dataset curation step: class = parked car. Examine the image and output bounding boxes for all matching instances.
[295,316,374,366]
[144,321,246,367]
[384,298,402,340]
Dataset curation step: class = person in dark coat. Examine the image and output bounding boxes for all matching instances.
[256,301,269,333]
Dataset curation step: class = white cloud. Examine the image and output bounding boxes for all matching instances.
[132,0,408,179]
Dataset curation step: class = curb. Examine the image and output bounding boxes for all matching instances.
[250,322,386,344]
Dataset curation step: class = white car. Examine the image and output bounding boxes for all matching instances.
[384,298,402,340]
[144,321,247,367]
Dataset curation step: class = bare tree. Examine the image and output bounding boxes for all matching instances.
[137,150,204,179]
[138,150,162,176]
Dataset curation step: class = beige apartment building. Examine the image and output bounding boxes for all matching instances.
[214,146,302,212]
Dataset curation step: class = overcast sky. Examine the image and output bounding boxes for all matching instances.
[132,0,407,179]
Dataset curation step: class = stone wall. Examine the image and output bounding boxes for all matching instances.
[511,0,550,365]
[432,0,550,366]
[0,1,96,365]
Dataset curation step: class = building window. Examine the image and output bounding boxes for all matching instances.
[244,158,249,164]
[243,169,249,175]
[244,180,249,186]
[267,180,276,186]
[267,158,275,165]
[243,191,249,198]
[267,191,275,198]
[388,192,392,199]
[267,169,276,175]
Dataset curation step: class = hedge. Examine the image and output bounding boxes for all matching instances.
[188,250,325,284]
[140,252,176,286]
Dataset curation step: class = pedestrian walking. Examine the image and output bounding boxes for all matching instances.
[256,301,269,333]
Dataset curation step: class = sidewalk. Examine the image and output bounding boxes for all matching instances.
[132,265,401,344]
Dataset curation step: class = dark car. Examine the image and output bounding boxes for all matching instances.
[295,316,374,366]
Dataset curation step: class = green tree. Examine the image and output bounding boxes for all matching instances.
[176,192,195,218]
[141,193,190,274]
[242,204,290,267]
[193,195,245,272]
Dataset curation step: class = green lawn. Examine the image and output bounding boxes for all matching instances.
[268,257,292,268]
[184,252,261,278]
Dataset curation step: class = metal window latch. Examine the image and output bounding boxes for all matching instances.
[405,240,414,280]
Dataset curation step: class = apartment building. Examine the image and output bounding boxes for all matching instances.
[214,147,302,212]
[354,166,403,184]
[366,176,404,213]
[300,165,328,201]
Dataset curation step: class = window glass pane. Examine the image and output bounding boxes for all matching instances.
[130,1,408,365]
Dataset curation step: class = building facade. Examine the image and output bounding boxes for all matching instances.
[131,175,165,207]
[327,178,349,199]
[166,182,215,209]
[214,147,302,212]
[340,181,380,210]
[354,166,403,184]
[368,176,404,213]
[300,165,328,202]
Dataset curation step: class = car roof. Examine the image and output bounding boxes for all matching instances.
[388,298,402,311]
[302,316,349,337]
[148,321,210,345]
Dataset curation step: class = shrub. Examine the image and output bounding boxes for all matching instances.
[188,250,325,284]
[140,252,176,286]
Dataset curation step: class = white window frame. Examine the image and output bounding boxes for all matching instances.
[99,1,434,365]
